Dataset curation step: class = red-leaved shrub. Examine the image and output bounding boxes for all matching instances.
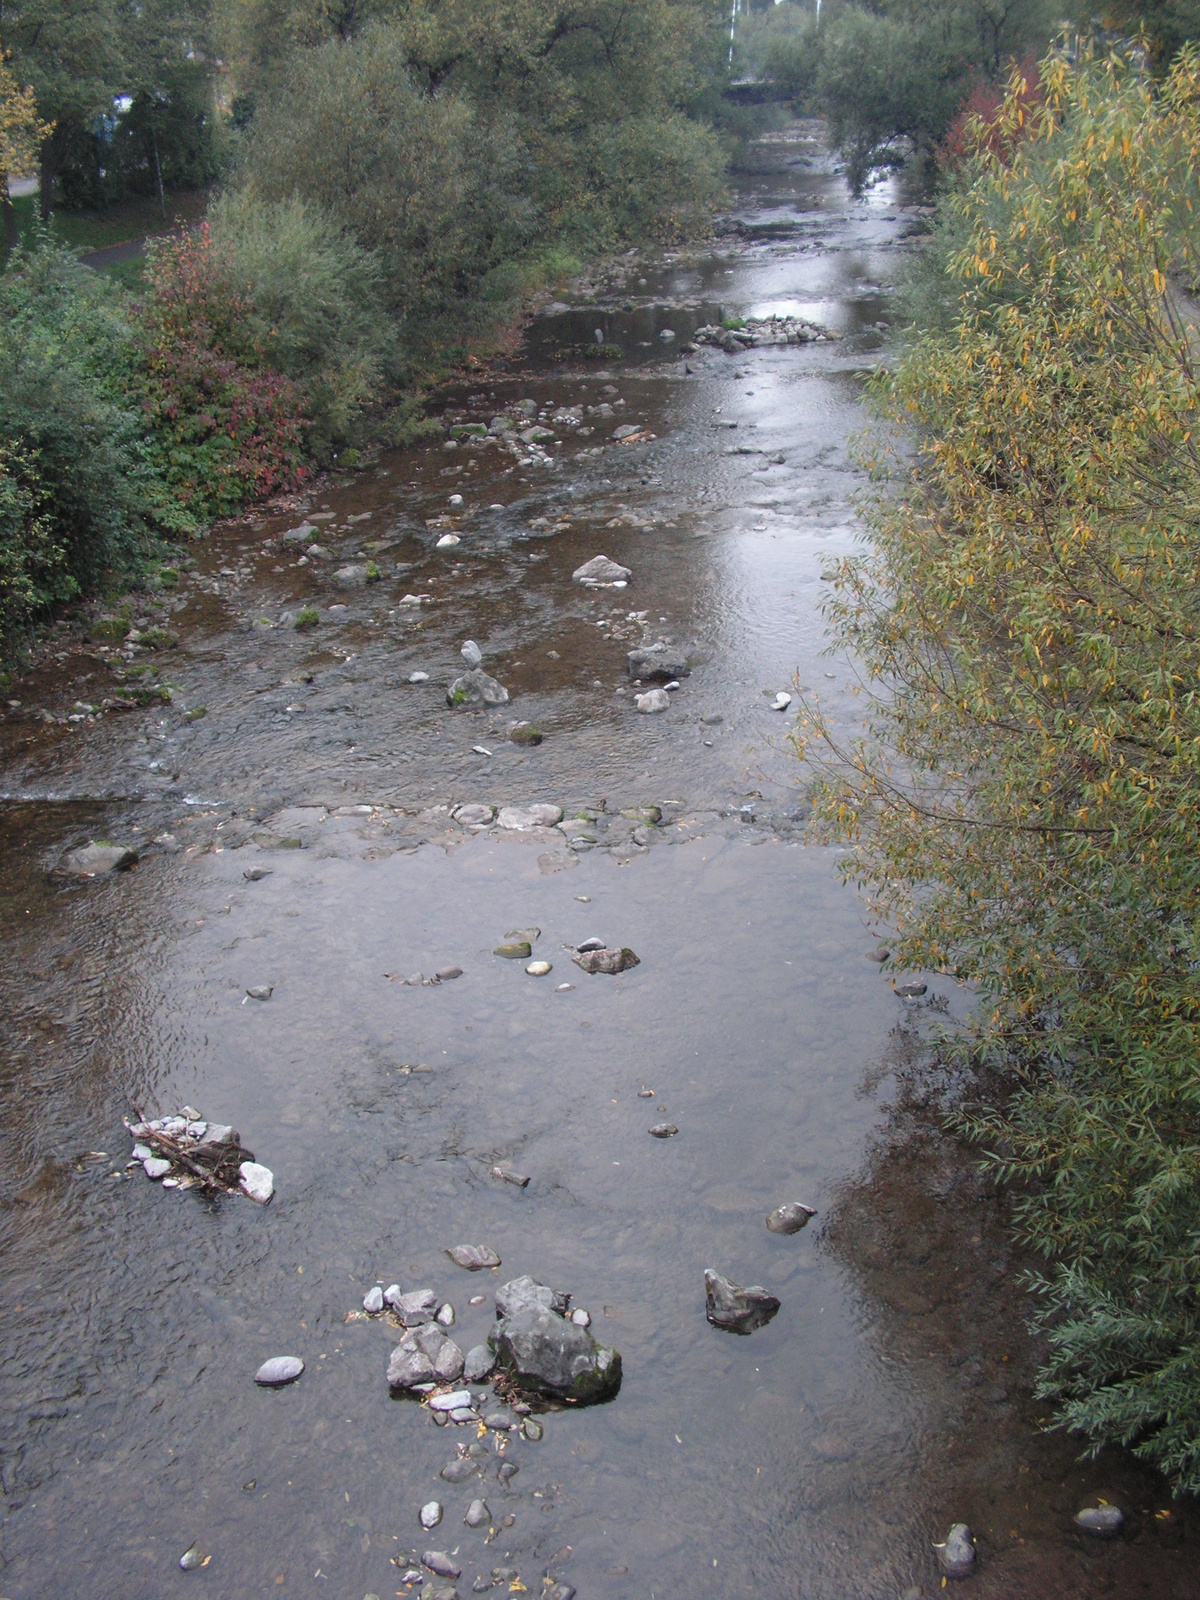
[939,55,1043,171]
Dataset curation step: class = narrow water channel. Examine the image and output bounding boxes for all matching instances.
[1,124,1195,1600]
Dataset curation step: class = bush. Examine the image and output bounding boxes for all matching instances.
[208,190,391,457]
[0,244,150,628]
[133,224,310,521]
[805,49,1200,1492]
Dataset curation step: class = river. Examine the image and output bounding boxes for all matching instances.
[1,122,1194,1600]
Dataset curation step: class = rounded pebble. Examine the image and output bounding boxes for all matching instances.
[465,1498,490,1528]
[934,1523,976,1578]
[363,1286,384,1314]
[179,1542,204,1571]
[421,1501,443,1529]
[526,960,553,976]
[255,1356,304,1387]
[522,1418,543,1442]
[1075,1504,1124,1537]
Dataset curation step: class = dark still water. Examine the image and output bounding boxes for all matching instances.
[1,125,1194,1599]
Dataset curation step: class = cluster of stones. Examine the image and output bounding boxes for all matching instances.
[124,1107,274,1203]
[692,315,831,353]
[379,1273,621,1409]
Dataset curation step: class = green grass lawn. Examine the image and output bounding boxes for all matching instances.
[8,187,211,256]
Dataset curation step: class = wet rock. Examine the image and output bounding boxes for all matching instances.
[243,867,273,882]
[648,1123,678,1139]
[333,564,369,587]
[143,1156,172,1179]
[497,1461,519,1485]
[483,1408,517,1431]
[363,1286,385,1314]
[575,936,606,952]
[430,1390,473,1412]
[441,1457,480,1484]
[613,423,643,440]
[461,639,483,668]
[573,555,632,587]
[179,1542,205,1571]
[522,1418,543,1442]
[58,842,138,877]
[388,1324,464,1390]
[934,1524,976,1579]
[570,1308,591,1328]
[509,724,544,747]
[451,1406,477,1422]
[436,966,464,981]
[200,1123,234,1145]
[1075,1505,1124,1538]
[447,669,509,709]
[238,1162,275,1204]
[386,1287,440,1324]
[766,1202,817,1235]
[635,688,670,714]
[426,1585,460,1600]
[472,1579,491,1593]
[526,961,553,976]
[573,946,640,975]
[770,691,792,712]
[423,1551,462,1579]
[447,1244,501,1271]
[867,945,891,963]
[245,985,273,1001]
[464,1345,496,1382]
[506,926,541,942]
[255,1355,304,1387]
[437,1302,456,1327]
[496,804,563,830]
[491,1275,621,1404]
[421,1501,444,1529]
[893,980,928,999]
[494,942,532,960]
[627,643,690,680]
[704,1269,780,1334]
[465,1498,491,1528]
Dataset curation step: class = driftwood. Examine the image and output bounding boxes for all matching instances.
[128,1105,254,1197]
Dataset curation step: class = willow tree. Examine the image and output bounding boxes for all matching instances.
[804,49,1200,1490]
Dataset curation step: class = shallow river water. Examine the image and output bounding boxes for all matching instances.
[1,126,1196,1600]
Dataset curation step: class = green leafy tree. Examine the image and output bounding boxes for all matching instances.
[804,47,1200,1491]
[0,50,50,248]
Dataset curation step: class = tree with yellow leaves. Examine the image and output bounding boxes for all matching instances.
[0,55,50,250]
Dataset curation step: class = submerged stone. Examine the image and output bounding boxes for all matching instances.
[766,1202,817,1235]
[704,1269,780,1334]
[255,1355,304,1387]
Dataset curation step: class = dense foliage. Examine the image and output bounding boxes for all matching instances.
[805,49,1200,1492]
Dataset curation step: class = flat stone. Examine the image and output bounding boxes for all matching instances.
[59,842,138,876]
[868,945,891,962]
[704,1268,780,1334]
[496,1462,519,1485]
[505,926,541,942]
[200,1123,234,1145]
[436,966,464,981]
[526,960,553,976]
[447,1244,501,1271]
[483,1408,517,1431]
[465,1498,490,1528]
[766,1202,817,1235]
[447,668,509,708]
[522,1418,543,1442]
[648,1123,678,1139]
[429,1390,472,1412]
[496,804,563,830]
[332,564,369,587]
[255,1356,304,1386]
[421,1501,443,1529]
[934,1524,976,1578]
[491,1167,530,1189]
[408,670,431,683]
[627,643,690,680]
[143,1157,172,1179]
[245,984,273,1001]
[573,946,640,975]
[494,942,532,960]
[893,980,928,999]
[440,1458,480,1484]
[464,1345,496,1382]
[238,1161,274,1204]
[423,1552,462,1579]
[386,1287,440,1325]
[454,804,494,826]
[243,867,272,881]
[1075,1505,1124,1537]
[573,554,632,587]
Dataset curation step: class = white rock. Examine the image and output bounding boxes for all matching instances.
[436,1303,456,1327]
[143,1157,172,1179]
[421,1501,443,1529]
[239,1161,275,1204]
[635,689,671,714]
[437,534,460,548]
[364,1286,385,1314]
[571,1308,591,1327]
[770,692,792,711]
[453,803,495,827]
[572,555,632,587]
[408,671,430,683]
[460,639,483,668]
[526,960,553,976]
[449,494,464,507]
[132,1143,153,1161]
[496,804,564,830]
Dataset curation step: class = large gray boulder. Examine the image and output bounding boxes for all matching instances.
[573,555,631,587]
[628,643,690,681]
[388,1323,465,1390]
[490,1276,620,1405]
[57,842,138,877]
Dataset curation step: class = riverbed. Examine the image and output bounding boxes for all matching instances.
[1,124,1195,1600]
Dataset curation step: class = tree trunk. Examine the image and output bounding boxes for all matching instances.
[2,180,18,253]
[39,145,54,224]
